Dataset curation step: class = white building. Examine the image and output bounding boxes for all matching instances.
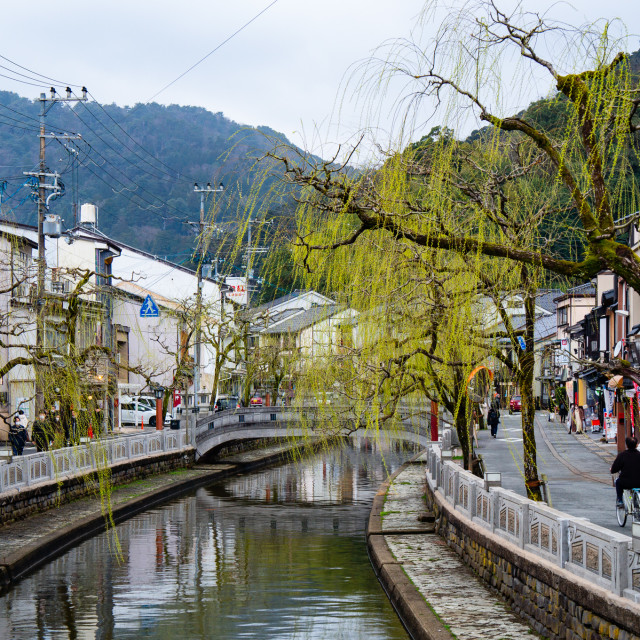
[0,226,37,434]
[0,209,236,427]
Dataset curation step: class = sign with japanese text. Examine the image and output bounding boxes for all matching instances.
[225,277,248,305]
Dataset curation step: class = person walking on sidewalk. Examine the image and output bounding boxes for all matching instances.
[558,403,568,423]
[610,436,640,507]
[487,407,500,439]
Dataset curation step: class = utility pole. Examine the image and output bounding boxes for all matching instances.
[31,87,87,411]
[190,182,224,446]
[240,218,270,405]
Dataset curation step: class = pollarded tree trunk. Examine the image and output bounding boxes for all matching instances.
[451,370,477,474]
[520,288,542,500]
[454,400,471,472]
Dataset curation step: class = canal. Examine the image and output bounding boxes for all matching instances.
[0,440,415,639]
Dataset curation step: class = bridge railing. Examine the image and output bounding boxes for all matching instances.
[195,405,433,448]
[0,430,189,494]
[425,445,640,602]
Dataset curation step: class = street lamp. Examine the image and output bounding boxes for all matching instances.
[153,386,164,431]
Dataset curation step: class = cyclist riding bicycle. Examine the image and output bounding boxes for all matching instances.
[610,436,640,507]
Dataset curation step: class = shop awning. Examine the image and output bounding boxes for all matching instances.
[628,324,640,337]
[607,375,623,389]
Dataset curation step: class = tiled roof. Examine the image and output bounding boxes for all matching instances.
[552,281,596,302]
[534,313,557,342]
[536,289,563,313]
[263,305,345,334]
[249,290,308,314]
[568,281,596,295]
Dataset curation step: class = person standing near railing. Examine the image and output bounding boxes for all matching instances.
[610,436,640,507]
[31,412,49,452]
[9,416,28,456]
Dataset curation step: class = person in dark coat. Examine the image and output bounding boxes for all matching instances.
[9,416,28,455]
[611,436,640,507]
[31,412,50,452]
[558,403,568,423]
[487,407,500,438]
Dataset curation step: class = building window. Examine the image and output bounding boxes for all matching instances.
[12,249,30,298]
[558,306,568,326]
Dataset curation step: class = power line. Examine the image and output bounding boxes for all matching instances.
[85,92,196,184]
[67,98,187,189]
[58,138,186,221]
[0,53,81,88]
[145,0,281,103]
[0,102,41,124]
[0,69,53,88]
[0,115,39,132]
[77,97,193,183]
[76,139,190,220]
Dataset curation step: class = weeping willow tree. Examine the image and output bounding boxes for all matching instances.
[255,1,640,498]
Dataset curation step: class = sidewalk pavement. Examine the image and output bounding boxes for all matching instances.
[371,459,543,639]
[475,410,622,533]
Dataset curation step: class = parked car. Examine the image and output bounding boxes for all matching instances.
[214,395,239,412]
[249,396,263,407]
[120,396,170,427]
[509,395,522,414]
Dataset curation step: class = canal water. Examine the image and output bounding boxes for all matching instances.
[0,440,414,639]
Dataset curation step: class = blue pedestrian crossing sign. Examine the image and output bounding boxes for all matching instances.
[517,336,526,350]
[140,295,160,318]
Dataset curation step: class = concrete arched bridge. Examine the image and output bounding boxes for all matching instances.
[194,406,432,460]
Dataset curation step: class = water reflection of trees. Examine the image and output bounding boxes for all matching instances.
[0,443,414,639]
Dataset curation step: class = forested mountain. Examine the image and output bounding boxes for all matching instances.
[0,90,292,260]
[2,46,639,282]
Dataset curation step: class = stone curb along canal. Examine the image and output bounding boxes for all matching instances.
[367,452,453,640]
[367,452,548,640]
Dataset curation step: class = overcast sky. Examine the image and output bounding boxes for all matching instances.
[1,1,638,158]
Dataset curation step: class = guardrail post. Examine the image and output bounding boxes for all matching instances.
[24,458,31,487]
[469,481,477,518]
[520,503,529,548]
[452,469,459,506]
[558,518,570,568]
[612,540,629,596]
[491,488,500,533]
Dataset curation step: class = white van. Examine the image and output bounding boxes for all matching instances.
[120,396,170,427]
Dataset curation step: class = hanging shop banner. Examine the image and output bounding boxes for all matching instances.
[603,387,617,442]
[566,380,574,406]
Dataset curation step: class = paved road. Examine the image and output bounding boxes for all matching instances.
[476,410,622,533]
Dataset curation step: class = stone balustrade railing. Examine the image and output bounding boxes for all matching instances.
[426,445,640,603]
[0,430,189,495]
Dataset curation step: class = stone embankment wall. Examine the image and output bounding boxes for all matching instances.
[0,450,194,526]
[425,476,640,640]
